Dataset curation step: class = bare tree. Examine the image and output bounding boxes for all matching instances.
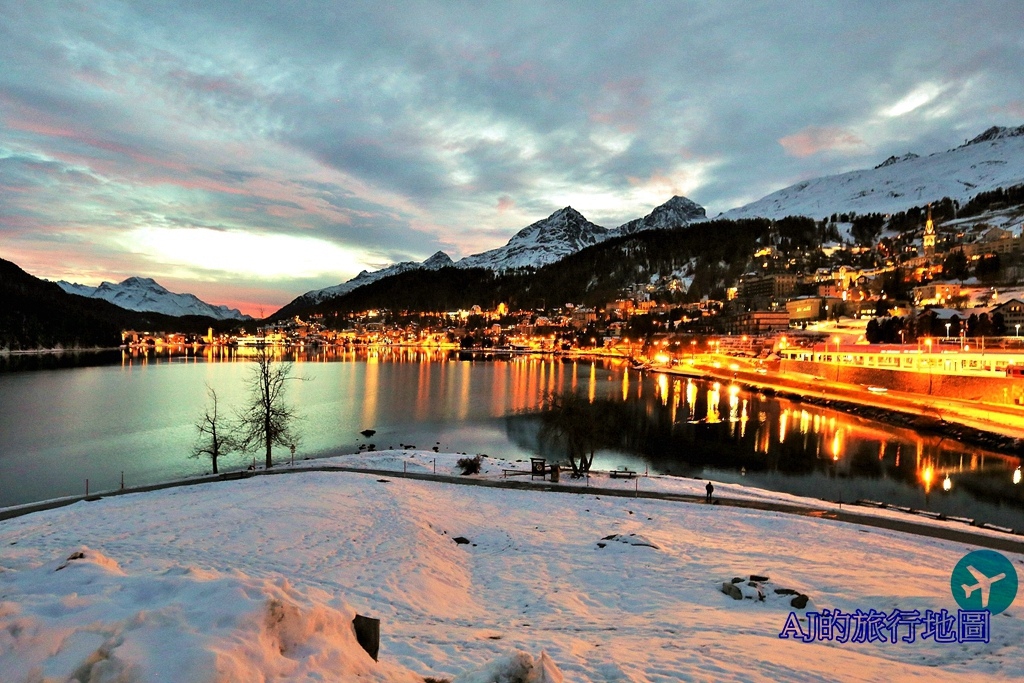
[235,346,301,468]
[538,391,600,477]
[191,385,235,474]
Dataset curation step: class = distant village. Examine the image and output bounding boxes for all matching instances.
[123,205,1024,358]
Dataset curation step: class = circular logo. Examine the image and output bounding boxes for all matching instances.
[950,549,1018,614]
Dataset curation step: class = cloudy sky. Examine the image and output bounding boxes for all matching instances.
[2,1,1023,314]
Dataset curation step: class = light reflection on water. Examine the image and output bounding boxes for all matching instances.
[0,347,1021,528]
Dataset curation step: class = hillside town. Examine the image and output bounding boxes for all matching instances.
[123,202,1024,362]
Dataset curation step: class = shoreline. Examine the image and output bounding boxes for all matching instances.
[647,358,1024,457]
[4,454,1022,553]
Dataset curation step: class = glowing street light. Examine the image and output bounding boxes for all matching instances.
[1016,324,1021,338]
[945,322,951,339]
[942,474,952,492]
[1014,466,1022,485]
[922,465,934,493]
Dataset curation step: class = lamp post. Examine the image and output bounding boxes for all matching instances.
[1016,324,1020,338]
[945,322,951,340]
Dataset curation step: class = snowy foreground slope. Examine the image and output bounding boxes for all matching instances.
[1,458,1022,682]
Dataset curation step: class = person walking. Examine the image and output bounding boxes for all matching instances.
[705,481,714,503]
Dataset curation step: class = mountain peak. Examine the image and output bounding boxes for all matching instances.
[55,278,249,320]
[612,195,706,237]
[874,152,919,169]
[455,205,608,271]
[422,251,453,269]
[722,125,1024,220]
[963,125,1024,147]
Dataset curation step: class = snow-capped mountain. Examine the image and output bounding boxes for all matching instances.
[288,251,455,309]
[455,207,609,270]
[280,197,707,314]
[721,125,1024,221]
[56,277,250,320]
[611,195,706,236]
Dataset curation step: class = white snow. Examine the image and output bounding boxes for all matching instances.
[721,127,1024,221]
[2,452,1021,682]
[55,277,250,320]
[455,207,609,271]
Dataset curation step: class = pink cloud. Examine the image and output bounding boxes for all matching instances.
[587,77,651,133]
[626,170,689,196]
[778,126,863,158]
[496,196,514,213]
[990,101,1024,118]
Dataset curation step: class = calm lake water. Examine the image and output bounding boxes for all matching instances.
[1,347,1022,528]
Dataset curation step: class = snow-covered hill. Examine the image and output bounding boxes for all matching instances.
[722,125,1024,221]
[456,207,609,270]
[56,277,250,320]
[3,455,1019,681]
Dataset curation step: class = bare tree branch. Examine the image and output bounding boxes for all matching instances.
[234,347,304,468]
[191,384,236,475]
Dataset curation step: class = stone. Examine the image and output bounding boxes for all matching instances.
[721,582,743,600]
[750,574,770,582]
[790,594,809,609]
[453,537,471,545]
[731,577,744,583]
[774,588,799,596]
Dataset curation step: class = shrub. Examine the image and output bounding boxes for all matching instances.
[456,455,482,475]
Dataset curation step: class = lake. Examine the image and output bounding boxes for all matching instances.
[1,346,1022,528]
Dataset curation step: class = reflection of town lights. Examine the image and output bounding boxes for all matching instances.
[1015,467,1022,485]
[728,384,740,396]
[943,474,952,492]
[922,466,934,491]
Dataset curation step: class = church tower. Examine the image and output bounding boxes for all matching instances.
[923,204,936,258]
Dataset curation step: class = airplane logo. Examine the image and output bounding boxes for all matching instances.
[951,549,1018,615]
[961,565,1007,609]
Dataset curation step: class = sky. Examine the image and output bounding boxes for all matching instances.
[2,1,1023,315]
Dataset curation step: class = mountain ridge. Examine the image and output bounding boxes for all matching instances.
[280,195,707,316]
[56,277,250,321]
[722,124,1024,221]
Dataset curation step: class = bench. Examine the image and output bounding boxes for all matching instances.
[502,468,531,478]
[610,467,637,479]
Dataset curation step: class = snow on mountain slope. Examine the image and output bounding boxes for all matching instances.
[56,277,250,320]
[278,196,705,314]
[721,125,1024,221]
[291,251,455,309]
[456,207,609,270]
[610,195,706,236]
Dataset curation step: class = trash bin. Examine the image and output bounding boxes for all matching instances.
[550,464,559,482]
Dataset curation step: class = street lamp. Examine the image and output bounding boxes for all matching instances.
[1016,324,1020,338]
[945,322,951,340]
[942,474,951,492]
